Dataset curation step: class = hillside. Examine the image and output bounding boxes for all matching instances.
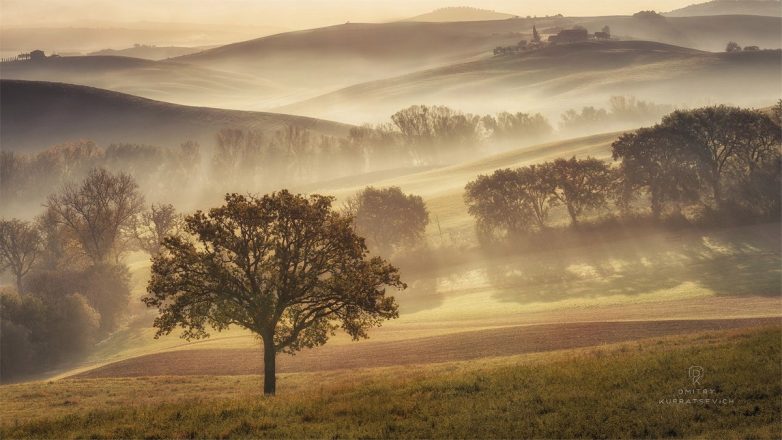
[2,15,776,112]
[407,7,517,22]
[87,45,216,60]
[666,0,782,17]
[0,24,284,56]
[0,80,350,152]
[573,14,782,51]
[0,56,285,109]
[281,40,782,122]
[170,14,779,110]
[71,318,780,378]
[2,326,779,438]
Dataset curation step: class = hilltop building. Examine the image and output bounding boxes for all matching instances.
[548,28,588,44]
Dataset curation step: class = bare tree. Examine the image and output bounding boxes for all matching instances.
[0,219,41,293]
[45,168,145,263]
[133,204,182,257]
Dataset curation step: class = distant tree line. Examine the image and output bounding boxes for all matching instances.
[465,105,781,241]
[559,96,672,133]
[2,96,673,215]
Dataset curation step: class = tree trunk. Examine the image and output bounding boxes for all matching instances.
[650,189,661,221]
[713,178,722,210]
[15,272,23,294]
[712,167,722,210]
[262,335,276,395]
[566,204,579,227]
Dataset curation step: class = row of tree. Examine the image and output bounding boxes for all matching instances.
[465,157,615,238]
[1,97,671,215]
[465,105,781,239]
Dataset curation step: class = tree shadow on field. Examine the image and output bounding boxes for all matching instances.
[486,223,782,305]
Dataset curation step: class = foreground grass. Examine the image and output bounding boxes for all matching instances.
[1,326,780,439]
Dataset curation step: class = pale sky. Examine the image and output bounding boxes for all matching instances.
[1,0,698,29]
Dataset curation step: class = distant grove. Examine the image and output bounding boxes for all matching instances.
[465,105,781,241]
[0,96,670,213]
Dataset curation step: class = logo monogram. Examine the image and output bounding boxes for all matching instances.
[688,366,704,385]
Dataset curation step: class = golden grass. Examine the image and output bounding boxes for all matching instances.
[2,325,780,439]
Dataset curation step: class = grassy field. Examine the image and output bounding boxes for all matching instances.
[2,326,780,439]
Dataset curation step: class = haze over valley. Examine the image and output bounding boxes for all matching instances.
[1,1,781,438]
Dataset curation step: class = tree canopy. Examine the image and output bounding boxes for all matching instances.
[143,191,405,394]
[0,219,42,293]
[345,186,429,255]
[45,168,145,263]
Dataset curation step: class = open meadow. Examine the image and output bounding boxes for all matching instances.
[2,326,780,438]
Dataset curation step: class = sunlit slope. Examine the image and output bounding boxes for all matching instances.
[48,131,781,380]
[282,40,782,121]
[407,7,517,22]
[0,80,350,152]
[168,15,780,111]
[0,56,283,109]
[665,0,782,17]
[576,14,782,50]
[5,327,780,439]
[87,45,217,61]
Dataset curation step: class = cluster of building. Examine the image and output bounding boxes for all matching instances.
[0,49,54,63]
[493,25,613,56]
[548,27,611,44]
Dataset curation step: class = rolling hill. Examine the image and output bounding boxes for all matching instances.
[281,40,782,122]
[87,45,217,61]
[665,0,782,17]
[407,7,518,22]
[0,56,285,109]
[2,15,777,113]
[0,80,350,152]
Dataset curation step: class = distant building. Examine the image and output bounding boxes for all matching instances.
[29,50,45,60]
[548,28,588,44]
[743,46,760,51]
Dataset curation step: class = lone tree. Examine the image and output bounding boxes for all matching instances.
[0,219,42,293]
[532,25,541,43]
[143,191,405,395]
[725,41,741,52]
[345,186,429,255]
